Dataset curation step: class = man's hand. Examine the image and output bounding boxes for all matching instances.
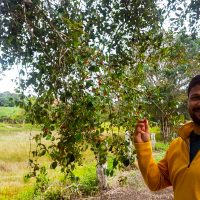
[133,119,150,143]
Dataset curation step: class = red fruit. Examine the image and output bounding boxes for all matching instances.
[44,128,48,133]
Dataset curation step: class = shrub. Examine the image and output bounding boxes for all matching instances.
[150,126,161,141]
[73,163,98,196]
[34,167,49,197]
[15,187,35,200]
[0,107,26,123]
[154,142,169,151]
[43,184,62,200]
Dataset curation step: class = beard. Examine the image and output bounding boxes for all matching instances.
[189,108,200,126]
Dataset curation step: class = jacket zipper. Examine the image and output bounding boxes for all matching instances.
[186,139,191,168]
[185,137,199,168]
[180,136,191,168]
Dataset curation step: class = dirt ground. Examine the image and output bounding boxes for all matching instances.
[80,169,174,200]
[97,186,173,200]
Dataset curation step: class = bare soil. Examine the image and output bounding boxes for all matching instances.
[98,186,173,200]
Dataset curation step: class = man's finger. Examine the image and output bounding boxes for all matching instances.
[136,122,145,130]
[135,125,145,133]
[137,119,146,123]
[144,119,149,133]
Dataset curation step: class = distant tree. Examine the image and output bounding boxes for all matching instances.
[0,91,19,107]
[166,0,200,38]
[143,33,200,142]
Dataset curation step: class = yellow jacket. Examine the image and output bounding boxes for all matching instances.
[135,122,200,200]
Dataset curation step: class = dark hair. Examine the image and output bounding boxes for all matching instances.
[188,75,200,96]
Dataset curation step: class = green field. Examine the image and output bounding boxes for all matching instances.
[0,107,25,124]
[0,107,23,117]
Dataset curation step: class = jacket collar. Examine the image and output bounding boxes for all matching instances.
[178,121,200,140]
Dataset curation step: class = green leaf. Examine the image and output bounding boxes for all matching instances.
[85,80,93,88]
[50,161,58,169]
[106,169,110,176]
[87,101,93,108]
[38,149,46,156]
[110,169,114,176]
[113,158,118,168]
[32,151,37,157]
[99,144,107,151]
[89,65,99,72]
[75,133,82,142]
[100,127,104,133]
[46,134,52,140]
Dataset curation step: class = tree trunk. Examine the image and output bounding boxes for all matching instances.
[150,132,156,149]
[160,116,170,143]
[125,130,133,158]
[96,155,107,191]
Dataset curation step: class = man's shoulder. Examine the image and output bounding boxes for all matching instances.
[162,137,185,161]
[168,137,184,150]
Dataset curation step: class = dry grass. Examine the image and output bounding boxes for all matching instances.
[0,130,37,199]
[0,128,96,199]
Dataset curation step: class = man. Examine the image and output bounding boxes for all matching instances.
[133,75,200,200]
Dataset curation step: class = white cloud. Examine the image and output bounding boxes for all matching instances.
[0,68,18,93]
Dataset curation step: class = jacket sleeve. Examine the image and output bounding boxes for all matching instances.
[134,141,171,191]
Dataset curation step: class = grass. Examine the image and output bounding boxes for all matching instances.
[0,123,40,132]
[0,107,23,118]
[0,134,30,162]
[15,186,35,200]
[74,163,98,196]
[153,142,169,163]
[154,141,169,151]
[0,127,50,200]
[0,128,37,199]
[0,107,26,124]
[73,151,115,196]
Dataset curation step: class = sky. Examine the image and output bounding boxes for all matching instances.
[0,68,18,93]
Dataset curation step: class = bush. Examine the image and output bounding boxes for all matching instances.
[150,126,161,141]
[34,167,49,197]
[154,142,169,151]
[0,107,26,123]
[43,184,62,200]
[15,187,35,200]
[79,174,98,196]
[73,163,98,196]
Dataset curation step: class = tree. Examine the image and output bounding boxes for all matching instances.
[1,0,200,194]
[143,33,200,142]
[0,91,19,107]
[0,0,163,187]
[166,0,200,38]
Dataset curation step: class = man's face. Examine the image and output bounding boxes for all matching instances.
[188,84,200,125]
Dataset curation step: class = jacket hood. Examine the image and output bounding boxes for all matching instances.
[178,121,200,139]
